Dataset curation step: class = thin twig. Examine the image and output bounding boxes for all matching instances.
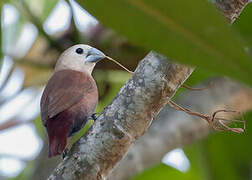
[105,55,134,74]
[167,100,245,133]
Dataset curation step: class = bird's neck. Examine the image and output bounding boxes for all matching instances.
[54,63,95,75]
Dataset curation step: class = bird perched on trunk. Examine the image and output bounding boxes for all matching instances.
[40,44,105,158]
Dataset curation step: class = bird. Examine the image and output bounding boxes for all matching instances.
[40,44,105,158]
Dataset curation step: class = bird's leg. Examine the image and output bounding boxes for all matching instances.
[91,113,99,121]
[62,148,69,159]
[61,136,75,159]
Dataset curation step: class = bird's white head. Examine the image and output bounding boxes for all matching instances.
[55,44,105,74]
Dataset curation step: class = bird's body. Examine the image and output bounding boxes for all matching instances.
[40,44,105,157]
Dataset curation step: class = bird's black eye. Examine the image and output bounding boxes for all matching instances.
[76,48,84,54]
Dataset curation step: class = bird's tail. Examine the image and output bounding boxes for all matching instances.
[46,112,72,158]
[48,137,65,158]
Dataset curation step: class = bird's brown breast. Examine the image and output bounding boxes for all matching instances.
[40,69,98,127]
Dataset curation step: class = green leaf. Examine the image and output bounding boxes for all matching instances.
[132,146,209,180]
[133,111,252,180]
[34,115,45,137]
[132,163,202,180]
[41,0,58,22]
[77,0,252,85]
[94,70,131,111]
[233,3,252,49]
[201,111,252,180]
[23,0,58,22]
[173,68,214,99]
[10,161,34,180]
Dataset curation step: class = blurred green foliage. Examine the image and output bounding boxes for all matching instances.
[78,0,252,85]
[173,68,214,99]
[0,0,252,179]
[10,162,34,180]
[1,0,60,55]
[40,0,58,22]
[133,144,210,180]
[133,164,204,180]
[234,3,252,50]
[133,112,252,180]
[201,112,252,180]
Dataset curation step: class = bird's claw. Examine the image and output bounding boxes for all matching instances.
[91,113,99,121]
[62,148,69,159]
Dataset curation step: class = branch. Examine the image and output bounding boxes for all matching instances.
[48,52,193,179]
[108,78,252,180]
[213,0,249,23]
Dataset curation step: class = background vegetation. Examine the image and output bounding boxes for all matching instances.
[0,0,251,179]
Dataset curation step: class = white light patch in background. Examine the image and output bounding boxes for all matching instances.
[1,4,20,55]
[14,23,38,58]
[43,0,71,35]
[69,0,98,32]
[162,148,190,172]
[2,4,19,27]
[19,89,43,121]
[0,157,25,177]
[0,68,24,101]
[0,124,43,160]
[0,88,37,124]
[2,5,37,58]
[0,56,13,87]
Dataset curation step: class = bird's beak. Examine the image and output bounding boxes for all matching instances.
[86,48,105,63]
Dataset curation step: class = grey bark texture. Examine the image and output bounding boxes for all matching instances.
[48,52,193,180]
[214,0,249,23]
[108,78,252,180]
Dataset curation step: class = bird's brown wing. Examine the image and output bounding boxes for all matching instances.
[40,69,95,126]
